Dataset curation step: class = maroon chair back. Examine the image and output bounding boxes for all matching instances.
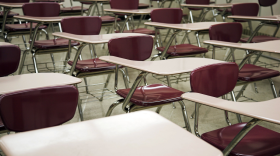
[0,0,29,2]
[0,85,79,132]
[185,0,210,10]
[258,0,277,6]
[22,2,60,17]
[190,63,239,97]
[150,8,182,24]
[209,23,242,43]
[61,17,102,35]
[110,0,139,9]
[231,3,259,16]
[0,45,21,77]
[108,36,153,61]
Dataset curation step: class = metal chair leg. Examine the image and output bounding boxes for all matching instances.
[105,99,124,116]
[22,35,29,50]
[18,50,28,74]
[32,53,39,73]
[50,53,56,72]
[89,44,94,59]
[83,77,90,94]
[223,95,232,126]
[74,84,84,121]
[231,91,242,123]
[194,102,200,137]
[163,29,171,42]
[99,74,112,101]
[178,101,192,132]
[268,78,278,98]
[155,106,162,114]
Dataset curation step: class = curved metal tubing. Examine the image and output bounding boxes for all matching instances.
[105,99,124,116]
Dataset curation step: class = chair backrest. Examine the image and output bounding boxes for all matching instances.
[185,0,210,10]
[209,23,242,43]
[231,3,259,16]
[258,0,277,7]
[110,0,139,9]
[150,8,182,24]
[190,63,239,97]
[108,36,153,61]
[22,2,60,17]
[61,17,102,35]
[0,45,21,77]
[0,85,78,132]
[0,0,29,2]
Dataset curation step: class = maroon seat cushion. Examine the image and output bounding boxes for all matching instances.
[116,84,184,106]
[34,0,65,1]
[60,6,89,13]
[201,123,280,156]
[115,28,156,35]
[240,36,280,43]
[5,23,47,32]
[33,38,80,49]
[68,58,117,73]
[239,64,280,81]
[217,8,232,13]
[157,44,208,56]
[0,11,19,18]
[100,16,121,24]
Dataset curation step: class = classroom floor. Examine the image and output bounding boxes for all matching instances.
[1,20,280,155]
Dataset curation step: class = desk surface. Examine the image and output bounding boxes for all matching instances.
[204,40,280,54]
[53,32,152,44]
[0,111,223,156]
[13,15,79,22]
[0,42,15,46]
[104,8,154,14]
[0,2,24,8]
[228,15,280,22]
[100,56,225,75]
[181,3,233,8]
[182,93,280,124]
[0,73,81,95]
[145,22,224,31]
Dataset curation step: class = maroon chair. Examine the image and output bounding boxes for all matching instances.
[105,36,192,132]
[17,2,80,74]
[0,85,78,132]
[0,45,21,77]
[150,8,208,60]
[209,22,279,99]
[231,3,280,43]
[111,0,156,35]
[60,17,129,120]
[190,63,280,156]
[259,0,277,15]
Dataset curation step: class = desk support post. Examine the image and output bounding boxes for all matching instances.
[122,71,148,112]
[160,29,182,60]
[223,118,261,156]
[69,43,87,76]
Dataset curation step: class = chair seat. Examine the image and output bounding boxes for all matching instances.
[60,6,89,13]
[115,28,156,35]
[157,44,208,56]
[0,11,19,18]
[68,58,117,73]
[101,16,121,24]
[217,8,232,13]
[5,23,47,32]
[34,0,65,1]
[138,3,151,9]
[239,64,280,81]
[201,123,280,156]
[240,36,280,43]
[116,84,184,107]
[33,38,80,50]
